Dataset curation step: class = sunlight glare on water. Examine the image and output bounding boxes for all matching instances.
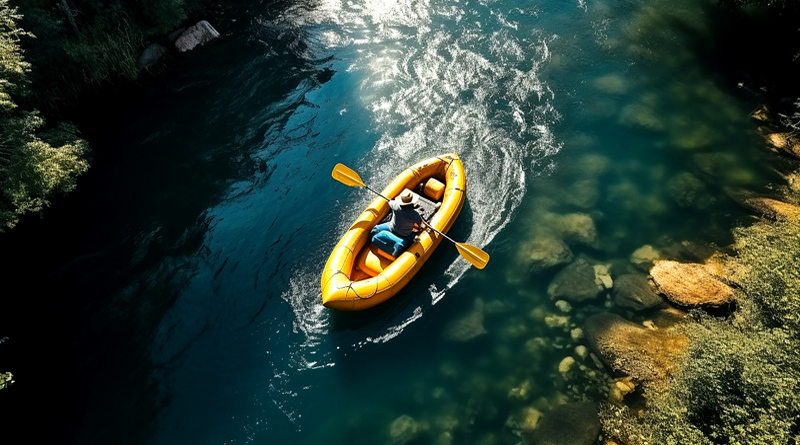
[278,0,561,353]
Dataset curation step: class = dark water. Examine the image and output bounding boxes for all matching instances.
[0,0,787,444]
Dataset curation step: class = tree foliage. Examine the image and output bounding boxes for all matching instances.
[0,0,89,231]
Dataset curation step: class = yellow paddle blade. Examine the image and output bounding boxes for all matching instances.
[331,163,366,188]
[455,243,490,269]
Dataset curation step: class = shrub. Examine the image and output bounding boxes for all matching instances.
[0,0,90,231]
[601,189,800,444]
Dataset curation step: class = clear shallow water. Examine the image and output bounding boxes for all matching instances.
[0,0,787,444]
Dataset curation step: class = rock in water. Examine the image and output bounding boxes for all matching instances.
[613,274,664,311]
[175,21,221,53]
[584,312,688,388]
[650,260,735,306]
[547,258,604,303]
[443,299,487,341]
[389,415,425,444]
[630,244,661,271]
[138,43,167,70]
[529,402,601,445]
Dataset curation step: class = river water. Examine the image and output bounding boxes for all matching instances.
[0,0,787,444]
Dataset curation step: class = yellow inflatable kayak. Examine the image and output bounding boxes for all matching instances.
[321,153,466,311]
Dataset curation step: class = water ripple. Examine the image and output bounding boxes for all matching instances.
[275,0,561,354]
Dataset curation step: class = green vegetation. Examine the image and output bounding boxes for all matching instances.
[0,0,213,232]
[15,0,210,108]
[0,1,89,231]
[601,191,800,443]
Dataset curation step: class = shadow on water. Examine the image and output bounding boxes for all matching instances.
[0,1,338,442]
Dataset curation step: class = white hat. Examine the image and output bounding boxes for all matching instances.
[396,189,419,206]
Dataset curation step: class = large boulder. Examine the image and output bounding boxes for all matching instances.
[175,21,221,52]
[584,312,688,388]
[613,274,664,311]
[650,260,735,306]
[529,402,601,445]
[547,258,605,303]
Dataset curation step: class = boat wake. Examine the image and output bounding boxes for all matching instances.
[270,0,561,359]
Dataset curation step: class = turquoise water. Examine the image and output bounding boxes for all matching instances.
[0,0,787,444]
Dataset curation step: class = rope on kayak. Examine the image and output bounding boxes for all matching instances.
[436,155,460,176]
[342,273,393,300]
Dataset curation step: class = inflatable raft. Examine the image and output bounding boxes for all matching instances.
[321,153,466,311]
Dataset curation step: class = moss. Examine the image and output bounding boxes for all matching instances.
[601,196,800,444]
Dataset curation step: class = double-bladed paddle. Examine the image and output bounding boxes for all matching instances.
[331,163,490,269]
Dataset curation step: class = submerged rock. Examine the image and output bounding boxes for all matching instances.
[508,380,534,401]
[619,103,664,132]
[546,213,598,247]
[558,356,576,374]
[613,274,664,311]
[529,402,601,445]
[389,415,427,444]
[650,260,735,306]
[593,264,613,289]
[593,74,629,95]
[749,104,770,122]
[608,377,636,404]
[630,244,662,271]
[554,300,572,313]
[584,312,688,388]
[175,21,221,52]
[547,258,605,303]
[667,172,713,208]
[506,406,543,435]
[518,234,574,274]
[563,180,600,209]
[443,299,487,341]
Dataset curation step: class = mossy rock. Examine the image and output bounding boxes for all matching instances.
[584,312,688,388]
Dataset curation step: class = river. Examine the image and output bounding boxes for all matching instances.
[0,0,786,443]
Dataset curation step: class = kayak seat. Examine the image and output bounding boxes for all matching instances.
[356,243,395,276]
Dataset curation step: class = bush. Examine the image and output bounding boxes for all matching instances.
[0,0,90,231]
[601,189,800,444]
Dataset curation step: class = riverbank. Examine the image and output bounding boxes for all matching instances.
[593,109,800,443]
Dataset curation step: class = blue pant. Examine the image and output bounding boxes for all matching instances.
[370,223,415,257]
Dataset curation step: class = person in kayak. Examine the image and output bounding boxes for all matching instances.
[370,190,425,257]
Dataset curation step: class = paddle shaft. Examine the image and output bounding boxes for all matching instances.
[331,162,489,268]
[366,185,391,203]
